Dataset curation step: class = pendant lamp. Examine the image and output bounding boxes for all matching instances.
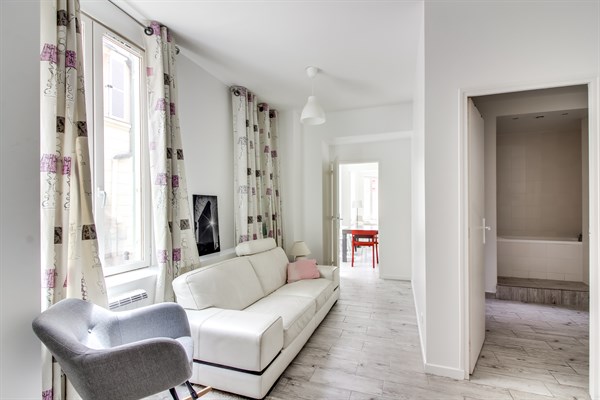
[300,66,326,125]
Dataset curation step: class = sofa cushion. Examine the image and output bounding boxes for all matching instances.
[172,257,265,310]
[235,238,277,256]
[244,295,315,348]
[246,247,289,295]
[272,278,334,310]
[186,309,283,372]
[287,259,320,283]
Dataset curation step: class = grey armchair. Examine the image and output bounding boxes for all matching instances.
[32,298,209,400]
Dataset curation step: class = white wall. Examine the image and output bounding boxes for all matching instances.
[411,3,427,362]
[278,109,304,257]
[1,1,42,398]
[297,103,413,266]
[411,1,426,359]
[177,55,234,253]
[423,0,599,379]
[473,86,588,293]
[331,140,412,279]
[497,127,582,238]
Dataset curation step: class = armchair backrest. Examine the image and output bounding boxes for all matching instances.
[32,299,119,397]
[33,298,118,352]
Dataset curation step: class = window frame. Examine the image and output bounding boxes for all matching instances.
[82,14,152,276]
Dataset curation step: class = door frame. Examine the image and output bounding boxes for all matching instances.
[331,160,381,266]
[459,77,599,396]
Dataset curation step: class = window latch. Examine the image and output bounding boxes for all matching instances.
[97,189,107,208]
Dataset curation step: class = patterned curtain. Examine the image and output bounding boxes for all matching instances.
[40,0,107,398]
[231,87,283,246]
[145,22,199,302]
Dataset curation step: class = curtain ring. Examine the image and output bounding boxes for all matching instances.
[144,26,154,36]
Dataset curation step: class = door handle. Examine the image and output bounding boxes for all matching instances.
[482,218,491,244]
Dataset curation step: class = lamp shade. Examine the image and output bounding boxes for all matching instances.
[352,200,363,208]
[300,96,326,125]
[290,241,311,257]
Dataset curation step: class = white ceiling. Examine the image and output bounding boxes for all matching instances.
[497,108,588,134]
[118,0,422,112]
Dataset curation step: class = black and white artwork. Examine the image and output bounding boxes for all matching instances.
[193,194,220,256]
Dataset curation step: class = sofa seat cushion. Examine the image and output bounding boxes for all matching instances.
[244,295,315,348]
[186,308,283,372]
[272,279,334,310]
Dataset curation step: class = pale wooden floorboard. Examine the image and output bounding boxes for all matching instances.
[146,256,590,400]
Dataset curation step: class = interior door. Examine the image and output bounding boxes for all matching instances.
[329,159,340,266]
[468,98,487,374]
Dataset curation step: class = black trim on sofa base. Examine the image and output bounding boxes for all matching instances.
[193,351,281,376]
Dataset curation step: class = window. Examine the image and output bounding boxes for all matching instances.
[82,16,150,275]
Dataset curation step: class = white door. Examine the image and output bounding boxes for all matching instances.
[468,98,487,374]
[329,159,340,266]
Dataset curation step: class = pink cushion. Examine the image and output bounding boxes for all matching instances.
[287,259,320,283]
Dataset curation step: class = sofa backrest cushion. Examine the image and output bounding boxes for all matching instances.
[246,247,289,296]
[287,259,320,283]
[172,257,265,310]
[235,238,277,256]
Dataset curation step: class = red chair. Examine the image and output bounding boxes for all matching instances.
[351,230,379,268]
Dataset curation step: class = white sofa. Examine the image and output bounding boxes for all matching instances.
[172,238,340,399]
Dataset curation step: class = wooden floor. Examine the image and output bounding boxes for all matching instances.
[149,258,590,400]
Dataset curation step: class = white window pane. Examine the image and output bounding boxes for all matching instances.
[110,90,125,119]
[101,36,143,269]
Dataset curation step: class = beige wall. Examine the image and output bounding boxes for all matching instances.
[497,128,582,238]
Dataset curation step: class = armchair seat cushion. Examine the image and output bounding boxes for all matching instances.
[175,336,194,362]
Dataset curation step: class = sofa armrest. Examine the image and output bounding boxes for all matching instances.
[317,265,339,288]
[186,308,283,372]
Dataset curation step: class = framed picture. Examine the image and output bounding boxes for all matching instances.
[193,194,221,256]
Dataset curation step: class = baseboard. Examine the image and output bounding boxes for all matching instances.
[423,362,466,380]
[380,274,411,281]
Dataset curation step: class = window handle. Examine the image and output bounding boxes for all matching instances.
[97,188,107,208]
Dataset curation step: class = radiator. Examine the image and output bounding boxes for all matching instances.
[108,289,151,311]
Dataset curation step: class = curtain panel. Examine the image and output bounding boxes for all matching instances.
[231,87,283,246]
[145,22,200,302]
[40,0,108,398]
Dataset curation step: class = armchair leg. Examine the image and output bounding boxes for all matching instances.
[169,387,180,400]
[182,381,212,400]
[185,381,199,399]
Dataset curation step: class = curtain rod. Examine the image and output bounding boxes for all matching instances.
[106,0,180,54]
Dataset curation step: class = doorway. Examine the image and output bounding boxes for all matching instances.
[337,162,379,267]
[464,83,595,394]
